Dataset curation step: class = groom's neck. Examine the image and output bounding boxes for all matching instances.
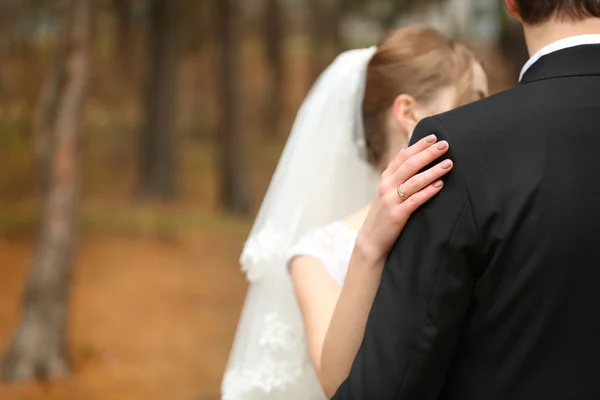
[524,17,600,56]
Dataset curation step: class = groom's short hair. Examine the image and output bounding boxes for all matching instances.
[515,0,600,24]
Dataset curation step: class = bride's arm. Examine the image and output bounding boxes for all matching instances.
[290,256,341,380]
[291,135,454,397]
[290,248,381,397]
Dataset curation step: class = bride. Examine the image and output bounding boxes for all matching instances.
[222,26,488,399]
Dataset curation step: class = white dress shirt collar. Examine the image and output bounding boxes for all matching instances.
[519,34,600,82]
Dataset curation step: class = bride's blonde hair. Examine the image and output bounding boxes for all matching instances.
[362,26,482,167]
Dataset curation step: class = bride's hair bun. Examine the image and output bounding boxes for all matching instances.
[362,26,481,167]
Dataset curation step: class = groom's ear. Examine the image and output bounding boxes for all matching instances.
[392,94,419,140]
[504,0,523,22]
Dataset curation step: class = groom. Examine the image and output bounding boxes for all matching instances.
[333,1,600,399]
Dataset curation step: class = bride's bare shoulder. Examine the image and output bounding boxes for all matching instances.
[341,205,370,232]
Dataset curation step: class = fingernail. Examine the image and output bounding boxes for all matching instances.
[440,160,453,169]
[433,180,444,188]
[425,134,436,143]
[436,141,448,150]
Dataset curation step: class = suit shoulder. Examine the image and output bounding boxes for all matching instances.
[433,84,534,144]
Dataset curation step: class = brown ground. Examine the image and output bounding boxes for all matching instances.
[0,230,249,400]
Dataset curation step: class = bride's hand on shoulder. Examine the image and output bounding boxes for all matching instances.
[355,134,453,264]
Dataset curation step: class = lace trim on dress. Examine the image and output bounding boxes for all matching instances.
[240,225,291,282]
[288,222,357,286]
[221,310,309,399]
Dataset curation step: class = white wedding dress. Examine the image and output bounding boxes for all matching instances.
[222,222,359,400]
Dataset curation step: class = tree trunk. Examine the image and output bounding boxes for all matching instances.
[216,0,250,213]
[0,0,26,54]
[263,0,284,138]
[308,0,328,82]
[113,0,133,79]
[308,0,343,83]
[326,0,344,53]
[138,0,178,200]
[2,0,90,383]
[0,0,27,98]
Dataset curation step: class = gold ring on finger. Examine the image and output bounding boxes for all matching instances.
[397,184,409,201]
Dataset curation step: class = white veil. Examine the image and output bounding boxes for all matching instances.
[221,47,379,400]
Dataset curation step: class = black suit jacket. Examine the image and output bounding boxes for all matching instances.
[332,44,600,400]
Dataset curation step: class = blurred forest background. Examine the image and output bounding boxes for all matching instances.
[0,0,527,399]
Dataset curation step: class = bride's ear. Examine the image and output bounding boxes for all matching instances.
[392,94,420,141]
